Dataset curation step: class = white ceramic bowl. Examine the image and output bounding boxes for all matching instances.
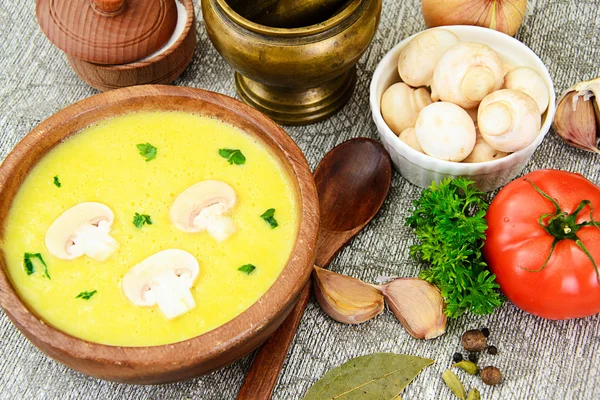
[369,25,556,192]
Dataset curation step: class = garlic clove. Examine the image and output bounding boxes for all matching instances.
[553,77,600,154]
[313,266,384,324]
[379,278,447,339]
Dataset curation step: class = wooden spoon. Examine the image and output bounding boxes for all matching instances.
[237,138,392,400]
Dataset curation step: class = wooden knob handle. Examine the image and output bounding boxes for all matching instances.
[92,0,125,13]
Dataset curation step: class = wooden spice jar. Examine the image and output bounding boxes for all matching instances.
[36,0,196,91]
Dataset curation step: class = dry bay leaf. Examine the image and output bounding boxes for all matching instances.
[302,353,434,400]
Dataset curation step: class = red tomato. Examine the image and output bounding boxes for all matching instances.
[483,169,600,320]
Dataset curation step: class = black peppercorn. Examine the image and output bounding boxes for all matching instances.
[453,352,463,363]
[481,327,490,338]
[488,345,498,355]
[468,353,478,363]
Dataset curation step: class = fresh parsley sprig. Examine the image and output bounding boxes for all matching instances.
[238,264,256,275]
[219,149,246,165]
[76,290,97,300]
[133,212,152,228]
[23,252,50,279]
[260,208,278,228]
[137,143,157,161]
[406,178,502,318]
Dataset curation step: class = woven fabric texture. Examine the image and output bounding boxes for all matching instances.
[1,1,599,399]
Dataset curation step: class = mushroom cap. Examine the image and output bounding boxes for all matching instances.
[415,102,476,162]
[45,202,115,260]
[381,83,432,135]
[478,89,541,153]
[122,249,200,307]
[463,131,510,163]
[399,127,424,153]
[503,66,550,114]
[170,180,236,233]
[431,42,504,109]
[397,28,461,87]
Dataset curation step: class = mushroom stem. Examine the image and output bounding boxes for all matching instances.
[478,102,513,136]
[68,220,119,262]
[150,272,196,320]
[193,203,236,242]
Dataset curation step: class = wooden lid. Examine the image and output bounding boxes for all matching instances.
[36,0,178,65]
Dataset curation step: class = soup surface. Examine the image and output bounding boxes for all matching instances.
[2,111,299,346]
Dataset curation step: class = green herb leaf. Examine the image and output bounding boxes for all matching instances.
[76,290,97,300]
[238,264,256,275]
[406,178,502,318]
[133,212,152,228]
[23,253,50,279]
[53,175,61,188]
[136,143,157,161]
[260,208,278,228]
[218,148,246,165]
[303,353,433,400]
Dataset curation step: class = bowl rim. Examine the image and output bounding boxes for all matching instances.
[213,0,363,37]
[0,85,319,382]
[369,25,557,175]
[113,0,196,69]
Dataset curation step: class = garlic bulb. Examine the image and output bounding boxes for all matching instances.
[431,42,504,109]
[553,77,600,154]
[422,0,528,37]
[313,266,384,324]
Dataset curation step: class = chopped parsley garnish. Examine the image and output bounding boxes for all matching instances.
[23,253,50,279]
[238,264,256,275]
[260,208,278,229]
[219,148,246,165]
[133,212,152,228]
[406,178,501,318]
[76,290,97,300]
[137,142,157,161]
[53,175,61,188]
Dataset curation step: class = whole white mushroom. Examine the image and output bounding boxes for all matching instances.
[399,127,424,153]
[381,83,432,135]
[431,42,504,109]
[415,102,476,162]
[397,28,461,87]
[478,89,541,153]
[463,130,510,163]
[503,66,550,114]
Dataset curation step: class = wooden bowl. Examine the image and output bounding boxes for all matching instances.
[0,85,319,384]
[46,0,196,92]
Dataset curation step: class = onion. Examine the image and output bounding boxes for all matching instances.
[422,0,528,37]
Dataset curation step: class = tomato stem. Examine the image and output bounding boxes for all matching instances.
[522,179,600,283]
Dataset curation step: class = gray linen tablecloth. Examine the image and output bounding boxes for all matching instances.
[1,1,599,399]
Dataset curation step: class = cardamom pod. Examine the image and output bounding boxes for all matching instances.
[312,266,384,324]
[553,76,600,154]
[467,389,481,400]
[442,369,466,399]
[453,360,479,375]
[379,278,447,339]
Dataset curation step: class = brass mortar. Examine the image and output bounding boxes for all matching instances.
[201,0,382,125]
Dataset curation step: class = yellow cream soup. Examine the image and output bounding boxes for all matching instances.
[3,111,299,346]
